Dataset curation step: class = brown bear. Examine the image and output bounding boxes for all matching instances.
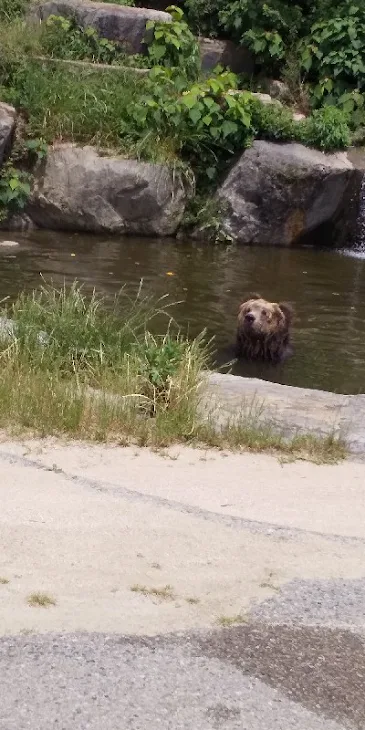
[235,293,294,363]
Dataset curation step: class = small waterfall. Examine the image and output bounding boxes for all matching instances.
[342,174,365,258]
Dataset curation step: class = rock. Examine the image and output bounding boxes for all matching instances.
[0,102,16,166]
[201,372,365,455]
[268,79,290,102]
[199,38,254,75]
[227,90,283,106]
[251,92,282,107]
[0,214,36,232]
[292,112,306,122]
[0,316,17,341]
[0,240,20,247]
[29,0,171,54]
[0,316,48,345]
[217,140,364,247]
[27,144,188,236]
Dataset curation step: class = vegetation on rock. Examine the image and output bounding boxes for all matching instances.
[0,0,362,222]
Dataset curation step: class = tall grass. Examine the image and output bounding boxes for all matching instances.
[3,61,176,160]
[0,19,176,161]
[0,0,30,22]
[0,282,209,443]
[1,61,146,148]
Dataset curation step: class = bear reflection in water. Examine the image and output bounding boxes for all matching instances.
[235,293,294,364]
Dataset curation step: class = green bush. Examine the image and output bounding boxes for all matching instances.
[0,137,47,221]
[182,0,365,124]
[183,0,226,37]
[126,60,353,186]
[220,0,303,71]
[41,15,120,64]
[0,0,29,22]
[0,164,31,221]
[301,5,365,101]
[40,14,150,67]
[249,98,295,141]
[127,67,253,185]
[146,5,200,81]
[297,106,351,150]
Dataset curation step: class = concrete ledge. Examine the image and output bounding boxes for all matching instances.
[203,372,365,455]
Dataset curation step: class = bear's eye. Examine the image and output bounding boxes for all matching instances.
[262,309,267,316]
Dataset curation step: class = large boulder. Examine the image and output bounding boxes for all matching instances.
[199,38,253,75]
[218,141,364,247]
[26,144,188,236]
[0,103,16,166]
[30,0,171,54]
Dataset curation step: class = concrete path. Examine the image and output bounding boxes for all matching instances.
[1,438,365,729]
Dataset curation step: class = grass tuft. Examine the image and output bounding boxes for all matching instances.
[185,596,200,604]
[217,613,248,626]
[27,591,56,607]
[130,584,176,600]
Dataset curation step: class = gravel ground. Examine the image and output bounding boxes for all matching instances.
[1,629,362,730]
[250,577,365,630]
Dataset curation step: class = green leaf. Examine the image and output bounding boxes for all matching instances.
[202,114,212,125]
[222,120,238,137]
[302,55,312,72]
[151,44,166,60]
[189,107,202,124]
[9,178,20,191]
[181,93,198,109]
[20,182,31,196]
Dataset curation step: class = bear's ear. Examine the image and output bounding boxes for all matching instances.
[278,302,294,325]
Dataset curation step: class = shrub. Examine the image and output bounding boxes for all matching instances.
[297,106,351,150]
[40,14,150,67]
[249,98,295,141]
[0,0,29,22]
[220,0,303,72]
[182,0,365,117]
[0,164,31,221]
[127,67,253,186]
[301,5,365,100]
[41,15,119,64]
[0,138,47,221]
[183,0,226,37]
[146,5,201,81]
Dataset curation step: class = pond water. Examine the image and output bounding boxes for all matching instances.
[1,230,365,395]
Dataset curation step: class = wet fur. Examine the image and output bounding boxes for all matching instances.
[235,293,294,363]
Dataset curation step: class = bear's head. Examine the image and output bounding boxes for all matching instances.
[237,293,293,339]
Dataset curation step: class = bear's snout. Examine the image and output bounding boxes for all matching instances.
[244,312,255,323]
